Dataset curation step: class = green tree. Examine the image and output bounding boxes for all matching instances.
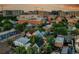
[54,27,68,35]
[3,23,13,31]
[0,22,3,27]
[2,20,13,31]
[15,24,25,32]
[0,16,4,22]
[46,44,52,53]
[41,43,52,54]
[26,46,33,54]
[14,46,27,54]
[46,36,55,44]
[32,46,39,54]
[29,35,40,45]
[53,22,68,35]
[75,22,79,29]
[4,16,17,21]
[0,27,2,32]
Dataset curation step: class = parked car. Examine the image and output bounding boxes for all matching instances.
[75,39,79,52]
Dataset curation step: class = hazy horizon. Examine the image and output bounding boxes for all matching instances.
[0,4,79,12]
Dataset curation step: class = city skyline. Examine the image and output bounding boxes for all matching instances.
[0,4,79,12]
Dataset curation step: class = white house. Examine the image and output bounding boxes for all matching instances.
[55,35,64,47]
[13,37,31,48]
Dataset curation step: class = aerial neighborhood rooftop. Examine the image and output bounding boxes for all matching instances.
[0,4,79,54]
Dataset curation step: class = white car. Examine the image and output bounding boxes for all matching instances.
[75,39,79,52]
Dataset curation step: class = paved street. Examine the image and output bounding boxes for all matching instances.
[0,42,12,54]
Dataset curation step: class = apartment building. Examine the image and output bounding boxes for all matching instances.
[2,10,24,17]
